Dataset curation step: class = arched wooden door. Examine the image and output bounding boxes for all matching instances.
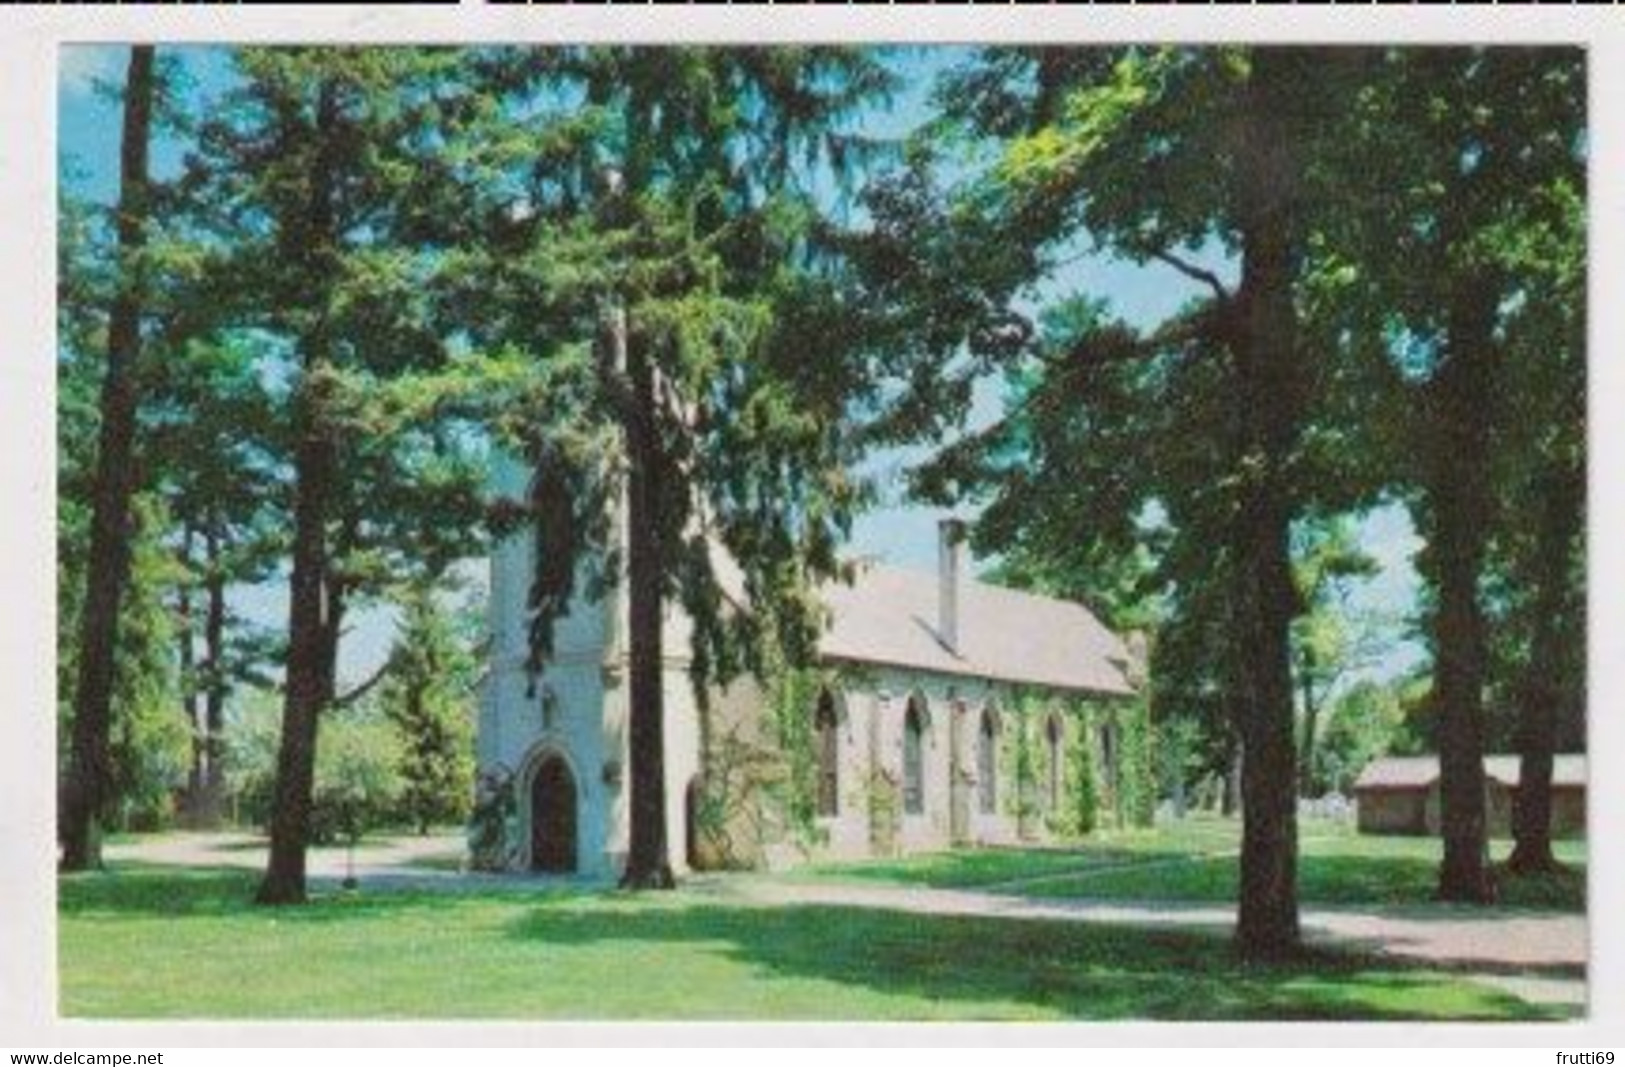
[530,755,577,874]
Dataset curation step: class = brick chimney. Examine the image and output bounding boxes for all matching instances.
[938,517,967,654]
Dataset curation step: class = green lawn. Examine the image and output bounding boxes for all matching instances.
[58,863,1560,1022]
[799,818,1239,890]
[804,817,1586,913]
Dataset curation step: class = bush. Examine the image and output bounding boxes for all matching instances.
[222,688,403,843]
[310,711,404,844]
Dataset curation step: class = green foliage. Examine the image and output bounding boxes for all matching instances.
[466,767,518,872]
[1008,698,1037,831]
[381,582,480,834]
[219,689,281,827]
[224,688,404,844]
[102,540,191,832]
[312,708,405,846]
[1315,680,1408,795]
[57,488,190,832]
[58,181,190,835]
[1305,50,1584,883]
[691,713,788,872]
[55,44,1586,919]
[1070,709,1099,837]
[761,664,833,850]
[1116,696,1156,829]
[461,48,898,705]
[1386,674,1436,758]
[1005,690,1077,837]
[1289,514,1391,795]
[166,47,537,896]
[1154,714,1204,815]
[866,767,902,860]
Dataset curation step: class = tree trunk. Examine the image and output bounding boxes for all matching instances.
[1423,285,1499,905]
[257,82,341,907]
[1221,735,1241,818]
[619,318,675,890]
[256,377,336,904]
[197,528,229,827]
[60,46,156,872]
[1506,461,1581,875]
[318,531,350,712]
[1297,644,1319,797]
[1231,48,1309,959]
[177,528,204,818]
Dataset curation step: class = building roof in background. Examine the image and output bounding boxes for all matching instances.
[1482,754,1587,788]
[1353,756,1442,790]
[1354,754,1587,791]
[816,562,1137,698]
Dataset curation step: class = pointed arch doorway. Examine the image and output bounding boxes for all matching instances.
[530,754,578,874]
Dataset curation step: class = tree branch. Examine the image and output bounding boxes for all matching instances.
[333,651,397,710]
[1152,249,1232,303]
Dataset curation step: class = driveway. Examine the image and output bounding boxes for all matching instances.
[101,829,558,893]
[694,876,1586,1011]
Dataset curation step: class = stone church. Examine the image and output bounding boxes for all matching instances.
[476,454,1140,878]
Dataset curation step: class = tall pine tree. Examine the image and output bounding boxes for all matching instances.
[471,47,895,888]
[61,46,159,871]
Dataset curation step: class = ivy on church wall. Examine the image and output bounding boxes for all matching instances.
[1115,692,1157,829]
[688,656,838,869]
[1002,688,1042,838]
[1013,699,1038,836]
[1065,701,1100,838]
[701,662,1155,863]
[761,662,843,850]
[691,715,784,870]
[1046,698,1098,838]
[1004,689,1118,841]
[466,766,518,871]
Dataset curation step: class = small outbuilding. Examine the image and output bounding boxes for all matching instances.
[1352,754,1585,838]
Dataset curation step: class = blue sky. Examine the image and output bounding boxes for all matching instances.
[58,44,1425,689]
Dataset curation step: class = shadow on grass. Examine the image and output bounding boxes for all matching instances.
[196,838,270,853]
[58,864,589,923]
[59,865,1567,1020]
[996,851,1583,915]
[803,845,1170,889]
[1304,855,1586,914]
[503,899,1558,1021]
[1497,864,1587,912]
[398,853,469,873]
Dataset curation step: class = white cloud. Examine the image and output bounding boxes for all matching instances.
[58,45,126,100]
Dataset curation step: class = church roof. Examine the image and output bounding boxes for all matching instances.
[815,561,1137,698]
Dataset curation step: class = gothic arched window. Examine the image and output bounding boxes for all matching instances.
[977,709,999,815]
[904,697,926,816]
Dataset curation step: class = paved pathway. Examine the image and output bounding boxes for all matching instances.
[695,875,1585,973]
[701,876,1586,1013]
[102,830,571,894]
[106,831,1587,1011]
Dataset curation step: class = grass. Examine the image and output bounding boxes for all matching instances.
[58,863,1560,1021]
[803,817,1587,913]
[798,818,1238,890]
